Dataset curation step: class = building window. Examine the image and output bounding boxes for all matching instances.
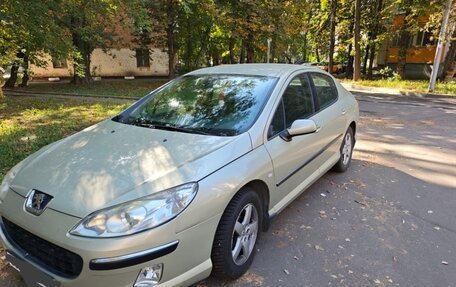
[421,31,435,46]
[136,49,150,67]
[52,56,67,68]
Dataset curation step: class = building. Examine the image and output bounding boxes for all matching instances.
[30,48,169,80]
[29,12,169,80]
[376,14,449,79]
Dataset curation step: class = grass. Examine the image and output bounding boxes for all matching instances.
[340,78,456,95]
[0,96,130,181]
[12,79,169,99]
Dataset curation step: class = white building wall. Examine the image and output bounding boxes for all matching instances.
[30,48,169,78]
[30,54,73,78]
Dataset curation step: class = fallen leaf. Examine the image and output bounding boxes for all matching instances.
[314,245,325,251]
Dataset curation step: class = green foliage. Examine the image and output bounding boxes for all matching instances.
[1,0,452,83]
[0,0,72,68]
[341,78,456,94]
[0,96,128,180]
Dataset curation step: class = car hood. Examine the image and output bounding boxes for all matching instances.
[10,120,252,218]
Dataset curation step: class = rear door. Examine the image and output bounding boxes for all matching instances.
[308,72,347,168]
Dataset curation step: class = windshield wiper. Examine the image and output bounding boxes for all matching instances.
[130,121,212,136]
[154,124,213,135]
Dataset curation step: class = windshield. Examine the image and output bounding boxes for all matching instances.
[114,74,277,136]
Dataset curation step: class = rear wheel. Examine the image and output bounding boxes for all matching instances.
[332,127,354,172]
[211,188,262,279]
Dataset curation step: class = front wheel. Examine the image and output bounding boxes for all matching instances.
[211,188,262,279]
[332,127,354,172]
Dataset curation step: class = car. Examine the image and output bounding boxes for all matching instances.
[302,62,344,74]
[0,64,358,287]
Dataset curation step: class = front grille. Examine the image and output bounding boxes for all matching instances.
[2,218,83,278]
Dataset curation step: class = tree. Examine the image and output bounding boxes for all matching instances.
[328,0,338,74]
[440,25,456,80]
[354,0,362,80]
[396,0,413,79]
[439,2,456,80]
[61,0,124,84]
[367,0,385,78]
[0,0,72,89]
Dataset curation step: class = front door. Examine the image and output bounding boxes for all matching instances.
[265,73,325,213]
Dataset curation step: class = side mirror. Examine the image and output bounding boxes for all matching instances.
[280,119,317,142]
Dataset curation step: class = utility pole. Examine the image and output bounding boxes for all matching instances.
[267,38,272,63]
[429,0,453,92]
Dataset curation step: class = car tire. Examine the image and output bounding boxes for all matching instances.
[332,126,354,172]
[211,187,262,279]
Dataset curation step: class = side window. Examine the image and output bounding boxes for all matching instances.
[268,75,314,138]
[268,100,285,138]
[310,73,338,110]
[283,76,314,127]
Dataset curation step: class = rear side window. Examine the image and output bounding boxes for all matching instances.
[310,73,338,110]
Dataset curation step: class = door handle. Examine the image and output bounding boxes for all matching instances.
[341,109,346,115]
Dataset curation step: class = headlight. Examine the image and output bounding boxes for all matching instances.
[0,161,25,202]
[70,183,198,238]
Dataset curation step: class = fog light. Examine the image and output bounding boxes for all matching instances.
[134,264,163,287]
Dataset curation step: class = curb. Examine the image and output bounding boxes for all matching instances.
[3,89,137,101]
[340,83,455,99]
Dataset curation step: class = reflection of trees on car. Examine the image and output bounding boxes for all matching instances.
[132,75,275,136]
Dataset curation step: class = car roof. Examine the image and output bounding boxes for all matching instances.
[186,64,320,78]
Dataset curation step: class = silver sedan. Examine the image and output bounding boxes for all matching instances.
[0,64,358,287]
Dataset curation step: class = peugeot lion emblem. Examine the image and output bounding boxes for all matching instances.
[25,189,53,216]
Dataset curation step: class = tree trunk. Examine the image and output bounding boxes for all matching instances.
[353,0,362,81]
[240,40,246,63]
[346,43,354,78]
[70,14,93,84]
[166,0,177,79]
[229,37,235,64]
[213,52,220,66]
[367,0,384,79]
[246,33,254,63]
[168,30,176,78]
[315,47,320,63]
[367,45,376,79]
[4,64,19,88]
[397,2,412,79]
[440,27,456,81]
[19,53,29,87]
[363,44,370,75]
[302,33,308,63]
[328,0,337,74]
[72,49,93,84]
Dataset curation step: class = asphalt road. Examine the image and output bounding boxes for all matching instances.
[1,93,455,287]
[202,93,456,287]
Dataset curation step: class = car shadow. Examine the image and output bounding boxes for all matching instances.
[200,159,456,287]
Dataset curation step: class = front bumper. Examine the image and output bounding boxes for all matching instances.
[0,190,219,287]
